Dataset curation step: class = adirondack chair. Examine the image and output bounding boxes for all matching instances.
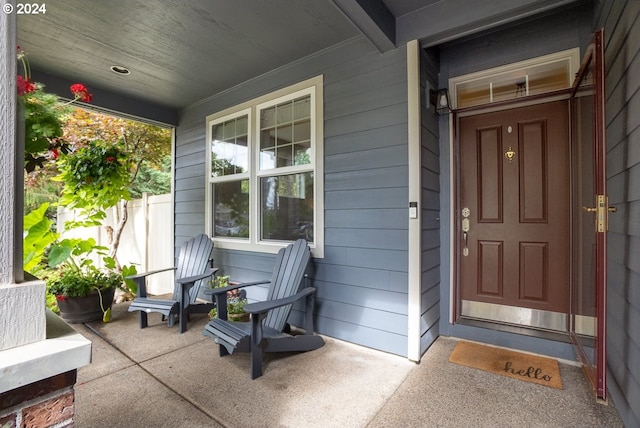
[202,239,324,379]
[128,234,218,333]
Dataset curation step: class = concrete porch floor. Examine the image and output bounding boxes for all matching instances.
[72,302,624,427]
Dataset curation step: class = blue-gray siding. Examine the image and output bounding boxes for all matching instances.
[420,49,441,354]
[175,36,412,356]
[596,1,640,426]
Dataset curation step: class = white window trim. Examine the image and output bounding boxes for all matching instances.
[205,75,324,258]
[449,47,580,109]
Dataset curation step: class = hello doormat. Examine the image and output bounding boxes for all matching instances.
[449,340,563,389]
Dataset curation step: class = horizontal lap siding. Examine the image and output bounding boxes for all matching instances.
[598,1,640,426]
[320,42,410,356]
[176,37,410,356]
[420,49,440,355]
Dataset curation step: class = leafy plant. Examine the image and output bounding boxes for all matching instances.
[48,269,122,297]
[17,47,92,172]
[22,202,138,318]
[208,297,248,321]
[210,275,230,288]
[55,141,131,225]
[208,275,248,320]
[47,268,123,323]
[23,202,58,273]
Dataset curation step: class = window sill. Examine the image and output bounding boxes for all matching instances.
[213,238,323,259]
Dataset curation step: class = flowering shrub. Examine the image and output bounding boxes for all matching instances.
[17,47,93,171]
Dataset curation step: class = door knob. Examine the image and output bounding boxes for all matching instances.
[582,206,597,213]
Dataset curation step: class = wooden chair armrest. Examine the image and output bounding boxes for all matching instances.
[128,267,177,298]
[244,287,316,315]
[176,268,219,285]
[126,267,176,280]
[203,279,270,296]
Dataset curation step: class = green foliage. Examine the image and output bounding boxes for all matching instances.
[210,275,230,288]
[55,141,131,215]
[48,237,108,270]
[47,269,122,297]
[23,203,58,272]
[21,87,67,155]
[130,155,171,198]
[24,172,62,216]
[121,264,138,294]
[208,298,248,320]
[228,298,248,314]
[46,287,59,313]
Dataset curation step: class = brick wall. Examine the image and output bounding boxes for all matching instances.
[0,371,77,428]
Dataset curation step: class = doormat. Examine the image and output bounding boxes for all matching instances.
[449,340,563,389]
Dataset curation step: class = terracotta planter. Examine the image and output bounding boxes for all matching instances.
[56,288,115,323]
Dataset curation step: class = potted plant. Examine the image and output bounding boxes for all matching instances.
[23,203,130,323]
[207,275,249,322]
[208,297,249,322]
[45,236,129,323]
[48,266,122,323]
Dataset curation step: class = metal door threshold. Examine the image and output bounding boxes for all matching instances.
[461,300,568,332]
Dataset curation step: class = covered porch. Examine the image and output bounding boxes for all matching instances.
[2,0,640,426]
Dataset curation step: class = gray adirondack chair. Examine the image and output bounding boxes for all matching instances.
[202,239,324,379]
[128,234,218,333]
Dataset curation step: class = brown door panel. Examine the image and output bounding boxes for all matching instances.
[460,101,569,313]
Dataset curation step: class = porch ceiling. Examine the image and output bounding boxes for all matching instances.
[16,0,581,115]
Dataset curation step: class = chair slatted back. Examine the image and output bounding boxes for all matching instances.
[263,239,311,333]
[172,234,214,304]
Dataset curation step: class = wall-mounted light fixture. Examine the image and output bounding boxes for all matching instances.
[430,88,451,115]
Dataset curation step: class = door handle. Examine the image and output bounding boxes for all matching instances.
[462,231,469,257]
[461,209,470,257]
[582,195,615,232]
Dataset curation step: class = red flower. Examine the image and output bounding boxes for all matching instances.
[106,156,115,163]
[17,75,36,95]
[50,148,59,159]
[56,295,67,301]
[70,83,92,102]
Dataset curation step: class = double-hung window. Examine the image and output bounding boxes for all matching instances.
[206,76,324,257]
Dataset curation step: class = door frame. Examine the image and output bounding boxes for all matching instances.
[448,31,608,402]
[568,28,607,401]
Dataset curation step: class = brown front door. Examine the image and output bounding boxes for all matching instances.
[459,101,570,319]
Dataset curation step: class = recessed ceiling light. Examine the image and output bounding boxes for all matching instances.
[110,65,131,75]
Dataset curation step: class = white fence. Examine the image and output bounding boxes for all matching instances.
[57,193,174,295]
